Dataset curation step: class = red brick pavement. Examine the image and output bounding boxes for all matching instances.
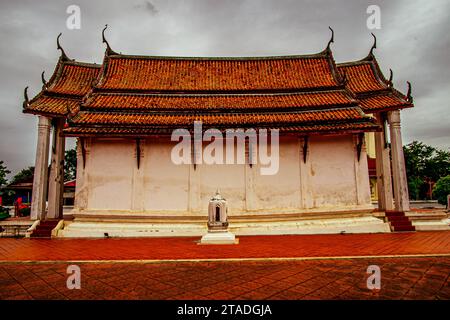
[0,257,449,300]
[0,231,450,262]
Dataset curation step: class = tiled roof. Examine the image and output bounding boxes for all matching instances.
[338,62,386,94]
[337,56,413,113]
[359,94,410,112]
[24,45,413,135]
[25,96,80,116]
[70,107,368,126]
[47,62,100,96]
[83,91,354,111]
[64,121,378,136]
[24,58,100,117]
[96,54,340,92]
[64,50,380,135]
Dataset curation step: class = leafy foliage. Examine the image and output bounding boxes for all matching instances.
[403,141,450,200]
[64,148,77,181]
[433,176,450,206]
[0,160,10,188]
[10,166,34,185]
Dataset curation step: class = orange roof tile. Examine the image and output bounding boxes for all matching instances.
[70,108,368,126]
[84,91,354,111]
[64,122,378,136]
[97,55,340,92]
[338,62,386,94]
[48,62,100,96]
[337,57,413,113]
[25,96,79,115]
[359,94,411,112]
[24,59,100,117]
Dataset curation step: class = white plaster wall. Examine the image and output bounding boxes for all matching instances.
[76,134,371,216]
[308,135,359,207]
[253,136,301,210]
[199,163,246,213]
[87,139,134,210]
[142,139,189,211]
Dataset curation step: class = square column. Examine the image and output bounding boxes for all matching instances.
[374,113,394,211]
[388,110,410,212]
[30,116,51,220]
[47,118,66,219]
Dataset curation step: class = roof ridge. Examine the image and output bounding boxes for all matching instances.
[105,52,331,61]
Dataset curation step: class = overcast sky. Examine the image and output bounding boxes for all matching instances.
[0,0,449,177]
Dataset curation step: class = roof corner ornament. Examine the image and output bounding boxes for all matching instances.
[388,68,393,87]
[65,102,72,118]
[340,70,348,86]
[41,71,48,89]
[65,102,77,121]
[57,33,69,61]
[406,81,413,103]
[102,24,117,55]
[369,32,377,57]
[326,26,334,52]
[23,86,29,109]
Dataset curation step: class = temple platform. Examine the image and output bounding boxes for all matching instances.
[57,209,391,238]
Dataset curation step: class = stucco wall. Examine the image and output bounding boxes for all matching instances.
[309,135,358,207]
[73,134,371,216]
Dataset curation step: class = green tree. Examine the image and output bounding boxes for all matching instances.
[64,148,77,181]
[10,166,34,184]
[403,141,450,200]
[0,161,13,206]
[0,160,10,188]
[433,175,450,207]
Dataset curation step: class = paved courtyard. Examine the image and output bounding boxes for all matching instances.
[0,231,449,300]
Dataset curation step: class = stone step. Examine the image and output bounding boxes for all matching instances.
[392,225,416,232]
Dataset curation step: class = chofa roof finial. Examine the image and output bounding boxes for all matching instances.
[102,24,117,55]
[406,81,413,103]
[326,26,334,51]
[388,68,393,87]
[41,71,48,89]
[369,32,377,56]
[57,33,69,61]
[23,86,29,109]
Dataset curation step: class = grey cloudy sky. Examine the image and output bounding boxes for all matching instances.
[0,0,449,177]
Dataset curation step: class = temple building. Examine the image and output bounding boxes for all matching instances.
[23,29,417,237]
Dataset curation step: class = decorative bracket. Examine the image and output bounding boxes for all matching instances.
[302,136,309,164]
[246,139,253,168]
[191,141,196,170]
[356,133,364,162]
[136,138,141,169]
[80,138,86,169]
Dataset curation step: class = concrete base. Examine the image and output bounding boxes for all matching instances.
[57,214,390,238]
[408,210,450,231]
[200,231,237,245]
[412,220,450,231]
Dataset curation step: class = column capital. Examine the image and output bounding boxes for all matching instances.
[388,109,401,126]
